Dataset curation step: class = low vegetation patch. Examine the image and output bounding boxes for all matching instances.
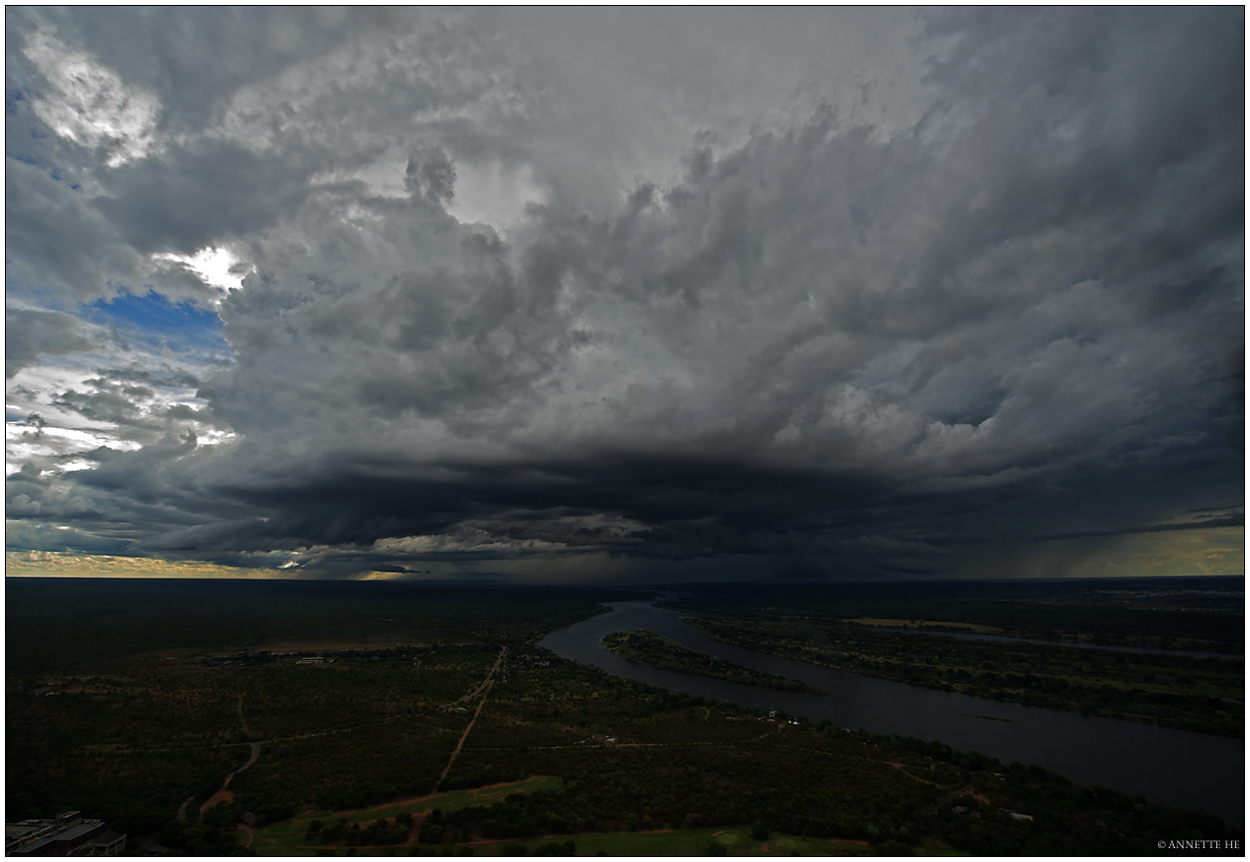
[602,629,826,695]
[844,618,1003,635]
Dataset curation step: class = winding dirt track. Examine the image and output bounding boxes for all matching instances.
[199,697,262,823]
[199,741,263,824]
[438,646,506,788]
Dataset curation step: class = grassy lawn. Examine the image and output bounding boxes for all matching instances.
[250,776,563,855]
[502,829,963,856]
[915,838,970,856]
[844,618,1003,634]
[493,828,879,856]
[251,819,963,856]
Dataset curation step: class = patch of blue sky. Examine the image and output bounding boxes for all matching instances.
[5,87,24,114]
[5,134,70,183]
[85,289,233,362]
[6,142,79,192]
[6,150,76,187]
[7,89,48,142]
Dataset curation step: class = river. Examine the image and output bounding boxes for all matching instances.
[539,600,1244,826]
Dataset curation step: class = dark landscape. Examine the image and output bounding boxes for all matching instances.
[6,576,1243,856]
[5,7,1244,858]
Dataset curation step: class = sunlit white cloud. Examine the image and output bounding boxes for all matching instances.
[21,30,160,167]
[5,421,142,476]
[152,246,253,294]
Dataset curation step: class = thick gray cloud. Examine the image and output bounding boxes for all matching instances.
[6,309,99,378]
[5,8,1243,580]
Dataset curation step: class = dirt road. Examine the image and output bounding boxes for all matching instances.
[199,741,262,824]
[438,646,506,787]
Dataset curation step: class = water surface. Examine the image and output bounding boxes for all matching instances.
[540,600,1244,826]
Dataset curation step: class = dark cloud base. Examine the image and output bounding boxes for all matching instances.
[5,8,1244,582]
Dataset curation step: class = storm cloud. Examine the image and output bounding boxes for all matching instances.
[5,8,1243,581]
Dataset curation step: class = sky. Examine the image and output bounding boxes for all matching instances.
[5,7,1244,583]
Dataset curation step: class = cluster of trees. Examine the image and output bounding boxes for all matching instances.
[449,738,940,841]
[203,800,246,829]
[310,804,585,854]
[602,630,826,694]
[314,846,476,857]
[201,791,298,831]
[395,844,572,857]
[220,642,503,740]
[151,817,249,856]
[327,842,574,857]
[5,743,247,838]
[469,654,789,755]
[229,720,457,815]
[441,767,527,792]
[9,667,244,750]
[309,813,411,846]
[425,796,568,843]
[689,618,1243,736]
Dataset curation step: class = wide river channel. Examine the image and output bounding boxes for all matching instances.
[539,600,1244,826]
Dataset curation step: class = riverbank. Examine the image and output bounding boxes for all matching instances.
[540,600,1244,826]
[602,629,828,695]
[682,616,1243,738]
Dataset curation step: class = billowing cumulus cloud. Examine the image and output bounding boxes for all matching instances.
[5,8,1243,581]
[6,309,99,378]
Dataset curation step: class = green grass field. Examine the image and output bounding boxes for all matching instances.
[250,776,563,855]
[542,827,869,856]
[567,829,965,857]
[255,816,964,856]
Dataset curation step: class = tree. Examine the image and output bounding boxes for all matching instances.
[751,822,769,842]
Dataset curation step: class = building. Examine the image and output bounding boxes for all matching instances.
[5,812,125,856]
